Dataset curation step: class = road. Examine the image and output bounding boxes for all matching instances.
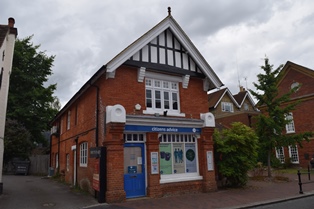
[251,195,314,209]
[0,175,99,209]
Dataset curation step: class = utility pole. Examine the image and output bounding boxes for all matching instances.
[0,18,17,194]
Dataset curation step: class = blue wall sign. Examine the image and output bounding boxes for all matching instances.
[125,125,201,133]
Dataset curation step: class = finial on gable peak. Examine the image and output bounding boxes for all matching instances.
[168,7,171,16]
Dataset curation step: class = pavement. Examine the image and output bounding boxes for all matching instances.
[1,172,314,209]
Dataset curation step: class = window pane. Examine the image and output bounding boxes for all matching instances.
[164,92,169,109]
[173,143,184,174]
[154,80,161,88]
[155,90,161,108]
[160,144,172,174]
[172,93,178,110]
[146,90,152,108]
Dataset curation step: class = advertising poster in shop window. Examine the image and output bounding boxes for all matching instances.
[185,143,197,172]
[173,143,185,173]
[160,144,172,174]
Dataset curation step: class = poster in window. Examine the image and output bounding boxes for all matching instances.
[185,143,197,173]
[151,152,159,174]
[173,143,185,174]
[159,144,172,174]
[207,151,214,171]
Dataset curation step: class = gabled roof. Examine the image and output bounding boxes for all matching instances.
[277,61,314,86]
[233,90,256,107]
[51,12,224,123]
[105,14,223,88]
[208,87,239,109]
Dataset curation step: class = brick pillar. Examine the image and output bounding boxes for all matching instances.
[198,127,217,192]
[146,132,162,198]
[103,122,126,203]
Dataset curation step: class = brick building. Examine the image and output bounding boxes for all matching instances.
[208,86,259,128]
[268,61,314,167]
[50,10,223,203]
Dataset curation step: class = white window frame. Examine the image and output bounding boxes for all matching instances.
[143,73,185,117]
[159,134,202,184]
[124,133,145,143]
[80,142,88,167]
[285,113,295,133]
[67,110,71,130]
[66,153,70,171]
[275,147,285,163]
[221,102,234,112]
[289,145,299,164]
[55,153,59,168]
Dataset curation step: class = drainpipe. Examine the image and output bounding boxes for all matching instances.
[91,84,99,147]
[75,136,78,186]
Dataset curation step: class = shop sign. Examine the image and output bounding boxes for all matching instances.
[125,125,201,133]
[90,147,101,158]
[93,160,100,191]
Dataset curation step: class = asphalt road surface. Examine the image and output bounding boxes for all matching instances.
[0,175,100,209]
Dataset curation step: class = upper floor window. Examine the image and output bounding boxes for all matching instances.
[80,142,88,167]
[221,102,234,112]
[244,103,249,111]
[285,113,295,133]
[67,110,71,130]
[145,78,180,114]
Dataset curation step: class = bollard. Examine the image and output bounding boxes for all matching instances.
[298,170,303,194]
[308,165,311,181]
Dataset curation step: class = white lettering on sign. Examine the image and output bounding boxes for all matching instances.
[151,127,178,132]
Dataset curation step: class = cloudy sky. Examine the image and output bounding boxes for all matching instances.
[2,0,314,107]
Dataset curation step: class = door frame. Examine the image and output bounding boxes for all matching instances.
[123,143,146,198]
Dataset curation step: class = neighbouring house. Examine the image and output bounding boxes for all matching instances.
[266,61,314,168]
[50,9,224,203]
[0,17,17,194]
[208,86,259,128]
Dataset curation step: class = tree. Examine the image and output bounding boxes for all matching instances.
[6,36,59,145]
[249,57,312,177]
[214,122,259,187]
[3,119,33,165]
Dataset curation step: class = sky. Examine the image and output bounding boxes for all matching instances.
[1,0,314,107]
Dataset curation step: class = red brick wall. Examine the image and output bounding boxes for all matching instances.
[51,65,216,201]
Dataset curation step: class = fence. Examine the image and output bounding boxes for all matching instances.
[29,155,50,175]
[297,165,314,194]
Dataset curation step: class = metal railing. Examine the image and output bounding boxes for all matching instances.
[297,165,314,194]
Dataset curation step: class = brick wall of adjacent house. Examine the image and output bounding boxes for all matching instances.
[51,65,216,202]
[274,67,314,168]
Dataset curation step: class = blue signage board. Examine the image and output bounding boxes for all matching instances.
[125,125,201,133]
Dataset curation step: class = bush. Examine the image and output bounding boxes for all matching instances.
[214,122,259,187]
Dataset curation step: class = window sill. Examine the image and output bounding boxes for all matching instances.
[143,109,185,117]
[160,175,203,184]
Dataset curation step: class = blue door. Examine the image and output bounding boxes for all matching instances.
[124,143,145,198]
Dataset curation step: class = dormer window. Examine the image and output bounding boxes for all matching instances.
[221,102,234,112]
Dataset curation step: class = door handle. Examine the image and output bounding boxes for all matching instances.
[130,175,137,178]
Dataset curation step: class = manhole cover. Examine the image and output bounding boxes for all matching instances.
[42,203,56,207]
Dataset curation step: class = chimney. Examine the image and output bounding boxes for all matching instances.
[239,86,246,92]
[8,17,15,28]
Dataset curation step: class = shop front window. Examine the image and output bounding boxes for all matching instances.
[159,134,201,183]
